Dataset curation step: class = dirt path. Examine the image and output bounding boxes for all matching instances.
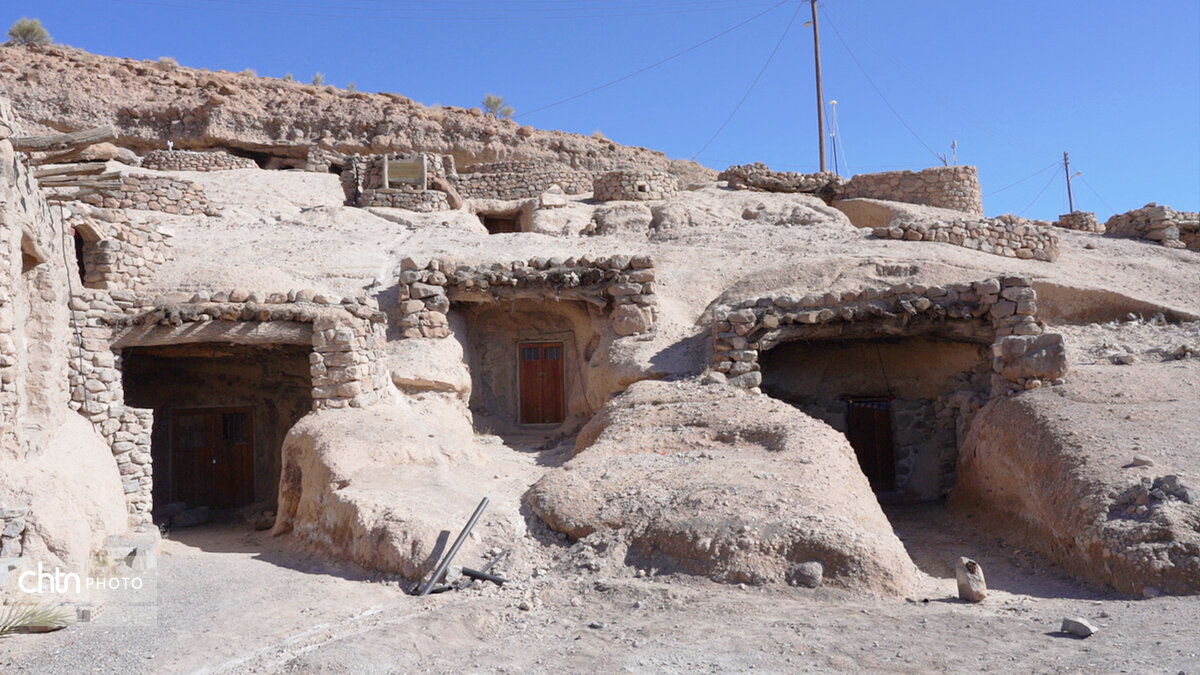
[4,496,1199,674]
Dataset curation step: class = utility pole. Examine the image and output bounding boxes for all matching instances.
[1063,151,1075,213]
[811,0,826,173]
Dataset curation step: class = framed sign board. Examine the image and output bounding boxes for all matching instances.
[383,154,427,189]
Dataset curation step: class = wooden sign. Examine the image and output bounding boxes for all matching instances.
[383,155,426,188]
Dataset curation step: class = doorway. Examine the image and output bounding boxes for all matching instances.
[518,342,565,425]
[171,407,255,509]
[481,213,521,234]
[845,398,895,493]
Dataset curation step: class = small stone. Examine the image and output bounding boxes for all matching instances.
[956,557,987,602]
[1059,617,1098,638]
[789,561,823,588]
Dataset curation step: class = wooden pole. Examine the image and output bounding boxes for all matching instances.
[811,0,826,173]
[11,125,116,153]
[1063,151,1075,213]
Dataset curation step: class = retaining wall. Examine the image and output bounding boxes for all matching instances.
[840,166,983,216]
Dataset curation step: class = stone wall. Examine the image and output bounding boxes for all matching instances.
[711,276,1065,395]
[69,205,174,290]
[840,166,983,216]
[1053,210,1104,233]
[65,288,392,520]
[341,153,454,211]
[140,149,258,172]
[872,217,1060,261]
[392,254,658,339]
[718,163,842,195]
[0,505,28,557]
[1105,203,1199,251]
[456,160,594,200]
[81,174,217,216]
[592,169,679,202]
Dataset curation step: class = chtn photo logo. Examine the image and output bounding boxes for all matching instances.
[18,562,144,594]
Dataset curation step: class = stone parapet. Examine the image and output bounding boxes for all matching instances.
[1105,203,1199,251]
[840,166,983,216]
[81,174,217,216]
[393,254,658,339]
[456,160,594,200]
[718,163,842,195]
[1053,210,1104,233]
[140,149,258,172]
[711,276,1065,395]
[592,169,678,202]
[872,217,1060,261]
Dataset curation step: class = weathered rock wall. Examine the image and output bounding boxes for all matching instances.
[140,149,258,172]
[1105,203,1199,251]
[873,217,1060,261]
[840,166,983,215]
[81,174,217,216]
[70,204,174,290]
[593,169,679,202]
[457,160,594,200]
[1054,210,1104,233]
[718,163,842,195]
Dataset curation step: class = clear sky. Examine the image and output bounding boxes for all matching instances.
[5,1,1199,221]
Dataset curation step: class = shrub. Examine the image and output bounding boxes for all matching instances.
[282,72,293,82]
[482,93,514,120]
[592,129,609,141]
[6,17,51,46]
[158,56,178,67]
[239,68,256,77]
[346,81,356,92]
[311,72,324,86]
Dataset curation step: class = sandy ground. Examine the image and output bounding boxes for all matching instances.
[4,434,1200,674]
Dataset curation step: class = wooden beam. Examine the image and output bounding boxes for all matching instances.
[110,320,313,349]
[34,163,107,179]
[38,172,122,186]
[11,125,117,153]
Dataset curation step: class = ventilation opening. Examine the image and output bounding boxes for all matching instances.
[480,213,521,234]
[73,231,88,282]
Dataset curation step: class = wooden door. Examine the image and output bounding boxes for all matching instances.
[170,407,254,509]
[519,342,565,425]
[845,399,895,492]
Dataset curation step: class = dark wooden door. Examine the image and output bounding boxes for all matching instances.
[170,407,254,508]
[519,342,565,424]
[845,399,895,492]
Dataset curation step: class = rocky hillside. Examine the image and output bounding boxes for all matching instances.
[0,44,712,180]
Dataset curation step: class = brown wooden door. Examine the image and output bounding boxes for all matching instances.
[519,342,565,425]
[845,399,895,492]
[170,408,254,508]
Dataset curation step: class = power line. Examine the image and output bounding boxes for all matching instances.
[515,1,790,119]
[691,1,802,160]
[1077,174,1117,214]
[1017,169,1060,217]
[818,5,941,163]
[983,160,1061,198]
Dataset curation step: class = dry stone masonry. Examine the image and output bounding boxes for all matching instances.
[1053,210,1104,233]
[341,152,453,212]
[592,169,679,202]
[711,275,1065,394]
[1105,203,1199,251]
[718,163,842,196]
[69,205,174,290]
[456,160,593,200]
[81,174,217,216]
[393,255,658,338]
[872,217,1060,261]
[840,166,983,216]
[140,149,258,172]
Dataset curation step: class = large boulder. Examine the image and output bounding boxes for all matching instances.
[526,380,919,595]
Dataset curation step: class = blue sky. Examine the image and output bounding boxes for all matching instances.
[5,0,1199,221]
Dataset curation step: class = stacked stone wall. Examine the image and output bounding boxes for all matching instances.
[66,288,392,520]
[873,217,1059,261]
[354,188,451,211]
[840,166,983,215]
[140,150,258,172]
[593,169,679,202]
[1053,210,1104,233]
[456,160,594,200]
[341,153,454,211]
[70,207,174,290]
[81,174,217,216]
[0,505,27,557]
[712,276,1065,396]
[1105,204,1199,251]
[718,163,842,195]
[393,254,658,339]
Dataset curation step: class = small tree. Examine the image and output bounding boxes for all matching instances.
[311,72,324,86]
[482,93,514,120]
[346,81,356,92]
[282,72,294,82]
[6,18,51,46]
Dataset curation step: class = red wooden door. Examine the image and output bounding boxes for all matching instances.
[519,342,565,424]
[171,408,254,508]
[845,399,895,492]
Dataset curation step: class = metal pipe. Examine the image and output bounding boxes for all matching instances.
[418,497,490,597]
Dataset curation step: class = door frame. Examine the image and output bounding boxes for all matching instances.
[168,405,256,508]
[515,340,567,426]
[843,396,896,493]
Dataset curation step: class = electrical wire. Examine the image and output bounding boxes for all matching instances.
[515,0,790,119]
[1016,169,1060,217]
[818,5,941,163]
[1077,174,1117,214]
[690,0,802,160]
[983,160,1061,198]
